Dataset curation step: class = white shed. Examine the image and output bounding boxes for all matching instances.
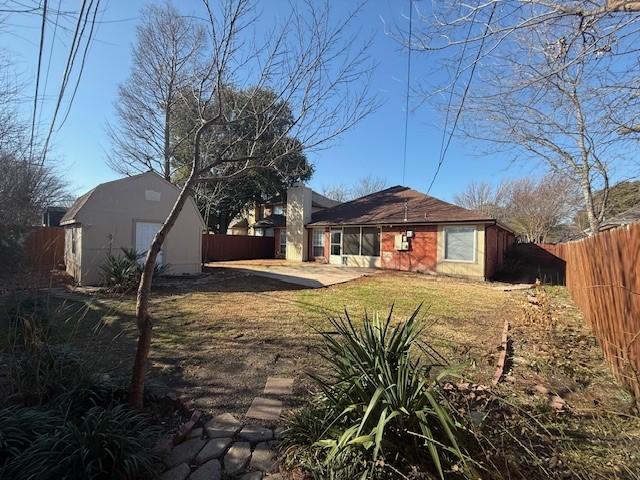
[61,172,205,286]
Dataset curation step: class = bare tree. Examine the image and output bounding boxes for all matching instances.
[410,1,640,234]
[128,0,376,407]
[351,175,388,198]
[107,1,206,180]
[505,175,581,242]
[454,174,581,242]
[322,183,351,202]
[323,175,387,202]
[453,180,508,220]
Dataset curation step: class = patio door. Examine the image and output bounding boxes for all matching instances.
[329,228,342,265]
[135,221,164,266]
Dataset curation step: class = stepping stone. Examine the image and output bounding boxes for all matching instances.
[160,463,190,480]
[166,438,206,468]
[239,472,263,480]
[195,437,233,464]
[249,441,276,472]
[205,413,242,438]
[263,377,294,395]
[224,442,252,474]
[245,397,283,421]
[187,427,204,440]
[189,459,221,480]
[239,424,273,444]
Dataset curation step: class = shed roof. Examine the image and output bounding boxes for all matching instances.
[308,185,496,226]
[60,171,205,227]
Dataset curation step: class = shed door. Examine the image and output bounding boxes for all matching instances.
[135,222,164,266]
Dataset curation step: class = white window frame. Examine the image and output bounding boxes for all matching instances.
[273,205,284,215]
[443,226,476,263]
[312,228,325,257]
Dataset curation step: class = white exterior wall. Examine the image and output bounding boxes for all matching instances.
[286,185,312,261]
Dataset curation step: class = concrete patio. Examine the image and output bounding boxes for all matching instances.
[204,260,379,288]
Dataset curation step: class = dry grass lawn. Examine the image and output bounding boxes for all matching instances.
[16,269,519,419]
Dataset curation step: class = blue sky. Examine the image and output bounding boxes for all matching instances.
[1,0,536,201]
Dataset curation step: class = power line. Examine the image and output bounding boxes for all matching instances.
[28,0,47,159]
[38,0,62,130]
[401,0,412,185]
[426,3,496,195]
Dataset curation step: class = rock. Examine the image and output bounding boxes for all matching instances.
[535,384,550,395]
[239,472,263,480]
[195,437,233,464]
[246,397,283,421]
[205,413,242,438]
[273,427,284,440]
[250,441,276,472]
[189,459,221,480]
[239,425,273,444]
[263,377,294,396]
[549,395,566,410]
[154,435,174,456]
[160,463,190,480]
[224,442,252,474]
[165,438,206,468]
[188,427,204,440]
[174,420,196,445]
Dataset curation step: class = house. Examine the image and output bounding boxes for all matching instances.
[61,172,205,286]
[42,206,68,227]
[227,190,339,258]
[286,184,514,280]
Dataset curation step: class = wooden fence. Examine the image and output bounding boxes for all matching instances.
[202,233,275,262]
[24,226,65,270]
[547,224,640,399]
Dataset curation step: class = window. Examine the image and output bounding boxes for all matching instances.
[280,229,286,255]
[361,227,380,257]
[71,228,77,255]
[273,205,284,215]
[444,226,476,262]
[312,229,324,257]
[330,230,341,256]
[343,227,361,255]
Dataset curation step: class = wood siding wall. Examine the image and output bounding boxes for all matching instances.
[202,233,275,262]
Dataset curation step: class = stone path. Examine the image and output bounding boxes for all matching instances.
[160,376,294,480]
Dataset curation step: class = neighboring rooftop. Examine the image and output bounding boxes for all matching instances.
[308,185,495,226]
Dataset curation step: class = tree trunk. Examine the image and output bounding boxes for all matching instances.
[580,170,600,235]
[129,119,213,408]
[128,172,198,408]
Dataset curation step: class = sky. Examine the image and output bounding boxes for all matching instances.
[1,0,536,202]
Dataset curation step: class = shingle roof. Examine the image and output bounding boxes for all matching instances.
[308,185,495,226]
[60,188,95,225]
[252,214,286,228]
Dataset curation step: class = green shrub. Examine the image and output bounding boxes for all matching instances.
[7,344,89,406]
[100,248,166,292]
[2,405,161,480]
[282,307,475,479]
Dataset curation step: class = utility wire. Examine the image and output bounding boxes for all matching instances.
[38,0,62,130]
[426,3,496,194]
[401,0,412,185]
[29,0,48,160]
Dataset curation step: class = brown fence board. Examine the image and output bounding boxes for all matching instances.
[24,226,65,270]
[547,224,640,399]
[202,233,275,262]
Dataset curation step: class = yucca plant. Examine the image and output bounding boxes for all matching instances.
[284,306,476,479]
[100,248,167,292]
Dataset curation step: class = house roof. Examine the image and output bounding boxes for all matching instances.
[60,189,96,225]
[603,205,640,228]
[252,214,285,228]
[308,185,496,226]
